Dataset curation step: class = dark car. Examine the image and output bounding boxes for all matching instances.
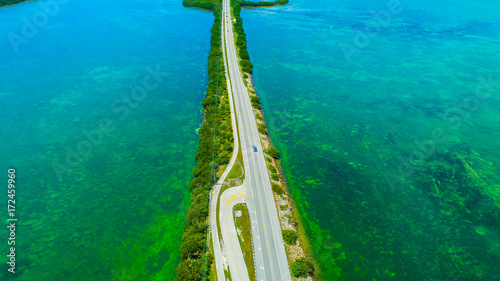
[253,145,257,152]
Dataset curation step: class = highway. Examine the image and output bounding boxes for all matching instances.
[208,3,242,278]
[219,184,250,281]
[217,0,292,280]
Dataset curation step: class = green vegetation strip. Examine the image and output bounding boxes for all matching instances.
[241,0,289,7]
[175,0,233,280]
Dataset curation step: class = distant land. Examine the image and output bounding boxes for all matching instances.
[0,0,29,8]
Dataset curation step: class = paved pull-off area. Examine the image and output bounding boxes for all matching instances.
[208,0,292,280]
[220,185,250,281]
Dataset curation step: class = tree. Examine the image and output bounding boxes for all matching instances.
[258,123,267,134]
[267,163,277,173]
[175,259,203,281]
[251,95,261,109]
[219,153,229,164]
[240,49,250,60]
[291,257,314,278]
[266,147,280,159]
[236,37,246,47]
[240,59,253,69]
[271,183,284,195]
[240,59,253,73]
[179,232,205,259]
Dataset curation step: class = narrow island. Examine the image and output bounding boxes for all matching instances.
[175,0,320,280]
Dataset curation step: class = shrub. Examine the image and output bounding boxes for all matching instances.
[219,153,229,165]
[271,183,284,195]
[240,59,253,73]
[242,66,253,74]
[175,259,203,281]
[250,95,260,103]
[266,147,280,159]
[291,257,314,278]
[240,59,252,68]
[282,229,298,245]
[236,36,246,47]
[280,204,288,211]
[258,123,267,134]
[267,163,277,173]
[243,73,248,79]
[179,232,205,259]
[271,173,279,181]
[239,49,250,60]
[250,96,261,109]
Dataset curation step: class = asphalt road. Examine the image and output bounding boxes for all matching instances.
[220,0,292,280]
[208,7,244,278]
[219,185,250,281]
[209,38,239,280]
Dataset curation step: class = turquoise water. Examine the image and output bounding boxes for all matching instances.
[2,0,500,280]
[244,0,500,279]
[0,0,212,280]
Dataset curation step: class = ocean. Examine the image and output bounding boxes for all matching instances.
[243,0,500,279]
[0,0,212,280]
[2,0,500,280]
